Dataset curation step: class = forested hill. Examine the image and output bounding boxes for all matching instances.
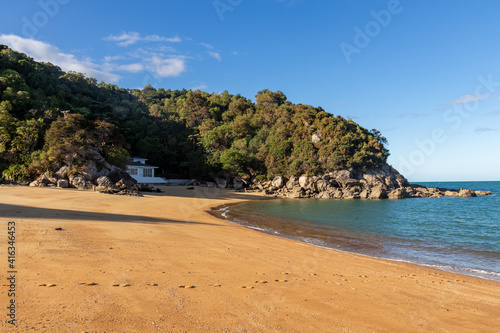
[0,45,389,182]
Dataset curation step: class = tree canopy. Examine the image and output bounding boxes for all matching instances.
[0,45,389,181]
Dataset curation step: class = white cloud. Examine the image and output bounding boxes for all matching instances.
[103,55,124,62]
[208,51,222,61]
[200,42,214,49]
[0,34,120,83]
[104,32,181,47]
[146,56,186,78]
[449,94,488,106]
[191,83,208,91]
[118,63,144,73]
[483,110,500,116]
[474,126,498,133]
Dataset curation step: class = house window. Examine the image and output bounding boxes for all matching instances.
[143,169,152,177]
[129,168,138,175]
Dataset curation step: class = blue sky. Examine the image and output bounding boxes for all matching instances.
[1,0,499,181]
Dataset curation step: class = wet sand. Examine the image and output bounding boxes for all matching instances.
[0,186,499,332]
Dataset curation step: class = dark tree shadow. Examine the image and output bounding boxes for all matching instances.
[0,203,217,226]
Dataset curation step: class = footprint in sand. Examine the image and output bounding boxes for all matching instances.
[255,280,268,284]
[275,279,287,283]
[146,283,158,286]
[280,272,289,275]
[112,283,131,287]
[309,273,318,276]
[39,284,57,287]
[210,284,222,287]
[79,282,98,286]
[178,285,195,289]
[241,286,254,289]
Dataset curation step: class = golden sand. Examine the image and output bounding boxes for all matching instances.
[0,186,499,332]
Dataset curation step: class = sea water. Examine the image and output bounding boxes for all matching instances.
[215,181,500,281]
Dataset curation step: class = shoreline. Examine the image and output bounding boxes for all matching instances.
[1,186,499,332]
[210,197,500,283]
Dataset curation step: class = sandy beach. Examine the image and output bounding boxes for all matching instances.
[1,186,499,332]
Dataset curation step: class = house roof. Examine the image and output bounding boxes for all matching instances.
[126,161,158,168]
[130,156,148,161]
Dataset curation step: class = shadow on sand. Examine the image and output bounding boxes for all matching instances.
[0,203,217,226]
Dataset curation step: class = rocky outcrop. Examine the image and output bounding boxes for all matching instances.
[70,175,89,190]
[240,164,491,200]
[27,152,139,195]
[81,160,98,181]
[215,177,228,189]
[57,179,69,188]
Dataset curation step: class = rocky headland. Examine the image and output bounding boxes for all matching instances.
[203,164,492,200]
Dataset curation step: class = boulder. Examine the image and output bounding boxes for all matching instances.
[108,166,134,184]
[305,181,318,192]
[97,176,114,187]
[96,185,120,194]
[362,171,384,186]
[206,182,217,188]
[341,189,357,199]
[81,160,98,181]
[311,133,321,143]
[56,179,69,188]
[70,175,88,189]
[286,177,299,189]
[444,190,459,197]
[298,176,310,188]
[215,177,228,188]
[458,189,476,197]
[29,180,40,187]
[475,190,492,196]
[359,188,369,199]
[272,176,285,189]
[316,179,328,192]
[333,169,352,179]
[95,169,110,178]
[317,191,331,199]
[39,175,51,185]
[369,186,387,199]
[55,165,69,179]
[288,186,306,199]
[387,188,405,200]
[329,188,343,199]
[116,179,128,190]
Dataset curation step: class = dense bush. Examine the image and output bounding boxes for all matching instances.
[0,45,389,181]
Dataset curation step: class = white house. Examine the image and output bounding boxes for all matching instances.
[126,156,168,183]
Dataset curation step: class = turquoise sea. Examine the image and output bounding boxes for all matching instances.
[214,181,500,281]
